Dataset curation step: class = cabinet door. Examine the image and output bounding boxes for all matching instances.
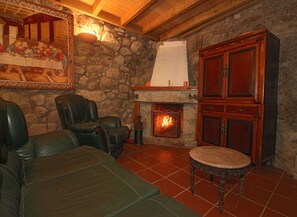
[199,113,223,146]
[226,44,259,101]
[225,116,257,162]
[200,54,224,99]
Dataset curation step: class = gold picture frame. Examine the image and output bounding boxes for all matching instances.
[0,0,74,89]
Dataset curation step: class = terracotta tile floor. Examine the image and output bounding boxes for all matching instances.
[116,143,297,217]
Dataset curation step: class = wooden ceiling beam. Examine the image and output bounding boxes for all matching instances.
[160,0,263,41]
[121,0,158,26]
[143,0,206,34]
[91,0,107,16]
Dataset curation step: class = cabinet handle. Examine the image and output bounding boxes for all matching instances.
[223,65,229,77]
[220,124,227,134]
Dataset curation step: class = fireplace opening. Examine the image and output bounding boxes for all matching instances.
[153,103,183,138]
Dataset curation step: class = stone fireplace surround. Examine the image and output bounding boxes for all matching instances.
[131,86,198,148]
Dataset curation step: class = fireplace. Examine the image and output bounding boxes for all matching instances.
[153,103,183,138]
[131,87,198,147]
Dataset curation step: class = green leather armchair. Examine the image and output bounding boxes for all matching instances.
[0,99,79,162]
[55,94,130,158]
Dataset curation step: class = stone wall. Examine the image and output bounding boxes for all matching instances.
[186,0,297,176]
[0,0,157,135]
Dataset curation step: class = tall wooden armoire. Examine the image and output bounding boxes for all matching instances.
[197,28,280,167]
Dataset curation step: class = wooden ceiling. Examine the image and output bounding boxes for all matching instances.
[50,0,262,41]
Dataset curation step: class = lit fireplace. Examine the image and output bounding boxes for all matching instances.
[153,103,183,138]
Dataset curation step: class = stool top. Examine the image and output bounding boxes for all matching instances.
[189,146,251,169]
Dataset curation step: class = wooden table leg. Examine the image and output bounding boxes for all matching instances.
[219,177,226,214]
[190,163,195,194]
[239,176,244,197]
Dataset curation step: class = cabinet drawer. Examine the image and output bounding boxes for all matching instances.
[201,104,224,112]
[226,105,259,115]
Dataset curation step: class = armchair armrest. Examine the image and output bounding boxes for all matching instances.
[69,122,111,154]
[16,130,79,160]
[98,116,122,128]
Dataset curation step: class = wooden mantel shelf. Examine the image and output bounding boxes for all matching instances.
[130,86,198,91]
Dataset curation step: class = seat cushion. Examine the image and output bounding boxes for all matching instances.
[22,146,114,185]
[0,165,21,217]
[114,194,201,217]
[21,161,159,217]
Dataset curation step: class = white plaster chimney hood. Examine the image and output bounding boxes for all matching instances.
[150,40,188,87]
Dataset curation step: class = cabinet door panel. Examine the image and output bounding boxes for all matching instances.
[226,118,255,157]
[201,114,222,146]
[203,55,224,98]
[228,47,257,98]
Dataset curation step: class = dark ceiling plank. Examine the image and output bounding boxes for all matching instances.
[160,0,263,40]
[121,0,158,26]
[178,0,263,39]
[143,0,206,34]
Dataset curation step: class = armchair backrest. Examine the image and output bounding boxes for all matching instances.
[55,94,99,129]
[0,99,29,151]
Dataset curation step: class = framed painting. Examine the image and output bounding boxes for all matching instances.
[0,0,74,89]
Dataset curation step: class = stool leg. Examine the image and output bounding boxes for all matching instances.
[210,175,214,184]
[190,163,195,194]
[239,176,244,197]
[219,177,226,214]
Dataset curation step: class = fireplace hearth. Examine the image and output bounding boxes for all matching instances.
[153,103,183,138]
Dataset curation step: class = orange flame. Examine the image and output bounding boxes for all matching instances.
[161,115,173,127]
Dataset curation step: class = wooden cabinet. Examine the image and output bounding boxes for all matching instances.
[197,29,280,167]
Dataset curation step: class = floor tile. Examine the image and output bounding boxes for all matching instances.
[116,154,134,165]
[205,206,236,217]
[153,150,179,162]
[135,156,161,168]
[123,144,138,153]
[245,171,278,191]
[224,192,264,217]
[154,178,184,197]
[125,150,149,161]
[175,191,213,216]
[150,162,179,176]
[168,156,190,169]
[252,165,284,181]
[193,179,220,204]
[232,182,272,206]
[120,161,146,173]
[261,208,287,217]
[267,193,297,217]
[275,179,297,201]
[167,170,192,189]
[136,169,162,183]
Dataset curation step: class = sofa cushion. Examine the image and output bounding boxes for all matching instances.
[22,145,114,185]
[114,194,201,217]
[21,161,159,217]
[0,165,21,217]
[5,151,21,178]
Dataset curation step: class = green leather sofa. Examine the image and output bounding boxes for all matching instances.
[0,99,200,217]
